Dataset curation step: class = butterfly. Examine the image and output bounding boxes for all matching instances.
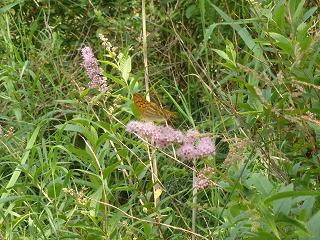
[133,93,176,122]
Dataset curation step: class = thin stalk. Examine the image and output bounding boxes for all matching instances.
[141,0,150,98]
[192,158,197,240]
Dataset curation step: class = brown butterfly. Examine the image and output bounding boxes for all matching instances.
[133,93,176,122]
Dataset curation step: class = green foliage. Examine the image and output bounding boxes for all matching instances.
[0,0,319,239]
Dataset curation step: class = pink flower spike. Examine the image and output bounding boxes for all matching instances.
[81,46,107,92]
[197,137,216,157]
[194,178,211,190]
[184,130,199,144]
[194,167,215,190]
[126,121,184,149]
[177,144,198,160]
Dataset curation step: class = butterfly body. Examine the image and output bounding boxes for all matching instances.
[133,93,175,122]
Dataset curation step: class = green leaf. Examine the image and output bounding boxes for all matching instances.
[103,160,122,178]
[273,184,293,215]
[306,210,320,239]
[246,173,273,198]
[291,0,305,23]
[0,1,22,14]
[121,55,131,82]
[213,49,229,61]
[104,73,127,87]
[258,200,280,239]
[276,212,310,235]
[269,32,294,57]
[264,191,320,204]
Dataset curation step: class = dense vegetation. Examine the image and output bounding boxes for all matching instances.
[0,0,319,239]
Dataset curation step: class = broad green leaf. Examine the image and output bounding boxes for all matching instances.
[276,213,310,235]
[246,173,273,198]
[306,210,320,239]
[121,56,131,82]
[273,184,293,215]
[264,191,320,203]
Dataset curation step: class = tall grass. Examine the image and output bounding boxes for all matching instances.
[0,0,319,239]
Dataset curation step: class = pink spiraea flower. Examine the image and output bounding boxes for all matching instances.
[177,130,216,160]
[126,121,184,149]
[194,167,215,190]
[81,46,107,91]
[126,122,216,158]
[197,137,216,157]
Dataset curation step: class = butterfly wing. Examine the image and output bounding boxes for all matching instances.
[133,93,148,116]
[133,93,174,122]
[144,102,168,122]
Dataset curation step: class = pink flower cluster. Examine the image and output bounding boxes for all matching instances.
[177,130,216,160]
[194,167,215,190]
[126,121,184,149]
[81,46,107,91]
[126,122,216,160]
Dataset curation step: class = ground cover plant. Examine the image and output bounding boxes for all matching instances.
[0,0,319,239]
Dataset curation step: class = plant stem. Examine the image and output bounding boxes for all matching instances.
[192,158,197,240]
